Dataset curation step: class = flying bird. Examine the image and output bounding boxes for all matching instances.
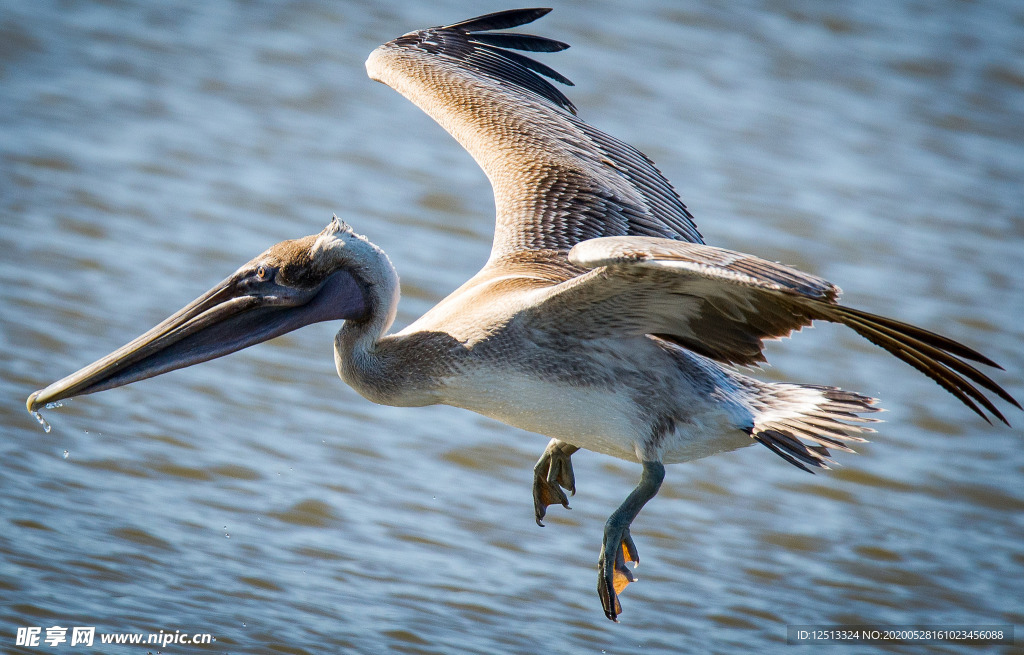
[27,9,1018,621]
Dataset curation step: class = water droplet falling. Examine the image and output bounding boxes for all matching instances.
[31,411,51,433]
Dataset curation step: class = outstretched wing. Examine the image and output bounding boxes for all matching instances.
[522,236,1018,424]
[366,8,703,260]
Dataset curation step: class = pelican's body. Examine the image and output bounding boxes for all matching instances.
[28,9,1018,622]
[441,342,752,465]
[347,263,755,464]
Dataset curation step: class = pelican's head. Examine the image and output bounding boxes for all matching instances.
[27,216,393,413]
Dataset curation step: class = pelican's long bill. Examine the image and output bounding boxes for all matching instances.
[27,235,368,413]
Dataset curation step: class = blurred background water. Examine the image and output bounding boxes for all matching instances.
[1,1,1022,653]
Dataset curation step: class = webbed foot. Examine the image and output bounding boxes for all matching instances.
[533,439,579,526]
[598,527,640,621]
[595,460,665,621]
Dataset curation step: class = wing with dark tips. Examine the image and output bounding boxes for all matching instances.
[367,9,704,260]
[522,236,1019,426]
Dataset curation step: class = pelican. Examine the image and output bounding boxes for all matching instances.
[27,9,1018,621]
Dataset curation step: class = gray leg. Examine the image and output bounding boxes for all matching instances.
[597,460,665,622]
[532,439,580,526]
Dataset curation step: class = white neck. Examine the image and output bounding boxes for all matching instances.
[329,230,404,404]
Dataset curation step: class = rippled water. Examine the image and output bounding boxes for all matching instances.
[2,1,1022,653]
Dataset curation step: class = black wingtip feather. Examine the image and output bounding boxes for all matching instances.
[476,43,575,86]
[469,32,570,53]
[840,306,1001,368]
[444,8,552,32]
[422,8,577,113]
[831,307,1017,425]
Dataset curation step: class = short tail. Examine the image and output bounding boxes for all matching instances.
[747,383,883,472]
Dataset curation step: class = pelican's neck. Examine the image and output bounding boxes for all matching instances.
[333,232,398,346]
[332,245,412,406]
[337,266,399,353]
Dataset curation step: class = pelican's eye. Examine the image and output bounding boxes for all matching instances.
[256,265,268,280]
